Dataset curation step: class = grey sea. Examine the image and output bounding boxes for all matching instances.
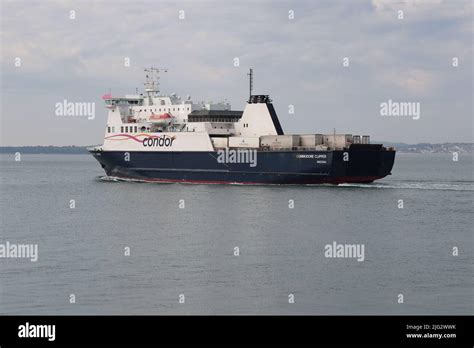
[0,153,472,315]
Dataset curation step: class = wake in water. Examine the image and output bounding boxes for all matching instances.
[98,176,147,183]
[337,181,474,191]
[98,176,474,191]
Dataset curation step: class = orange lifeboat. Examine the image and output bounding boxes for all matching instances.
[149,112,174,126]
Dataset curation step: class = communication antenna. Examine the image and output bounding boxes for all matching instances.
[247,68,253,101]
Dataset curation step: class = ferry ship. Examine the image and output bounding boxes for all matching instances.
[89,68,395,185]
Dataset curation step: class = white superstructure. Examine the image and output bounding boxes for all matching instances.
[97,68,367,153]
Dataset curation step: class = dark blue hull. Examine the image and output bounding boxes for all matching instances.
[90,145,395,185]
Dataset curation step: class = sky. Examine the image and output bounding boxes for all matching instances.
[0,0,472,146]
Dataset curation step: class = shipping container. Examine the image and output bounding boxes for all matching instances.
[260,135,299,148]
[323,134,353,148]
[228,136,260,148]
[299,134,323,146]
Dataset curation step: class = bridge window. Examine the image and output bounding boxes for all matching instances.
[107,126,111,133]
[121,126,124,132]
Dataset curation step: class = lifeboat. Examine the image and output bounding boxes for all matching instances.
[149,112,174,126]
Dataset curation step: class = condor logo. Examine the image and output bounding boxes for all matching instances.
[143,135,176,147]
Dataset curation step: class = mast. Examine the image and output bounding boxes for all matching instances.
[144,67,168,100]
[247,68,253,101]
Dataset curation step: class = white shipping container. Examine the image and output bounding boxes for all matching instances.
[323,134,353,148]
[260,135,299,148]
[211,137,228,148]
[299,134,323,146]
[228,136,260,148]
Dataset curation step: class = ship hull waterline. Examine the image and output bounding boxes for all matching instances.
[90,148,396,185]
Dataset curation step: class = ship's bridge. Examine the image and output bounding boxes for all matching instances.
[103,95,143,109]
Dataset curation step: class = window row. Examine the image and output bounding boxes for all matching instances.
[106,126,151,133]
[137,106,190,113]
[121,126,138,133]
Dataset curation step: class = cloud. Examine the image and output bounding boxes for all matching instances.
[372,0,443,12]
[378,68,437,94]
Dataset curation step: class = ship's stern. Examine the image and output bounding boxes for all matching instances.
[331,144,396,183]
